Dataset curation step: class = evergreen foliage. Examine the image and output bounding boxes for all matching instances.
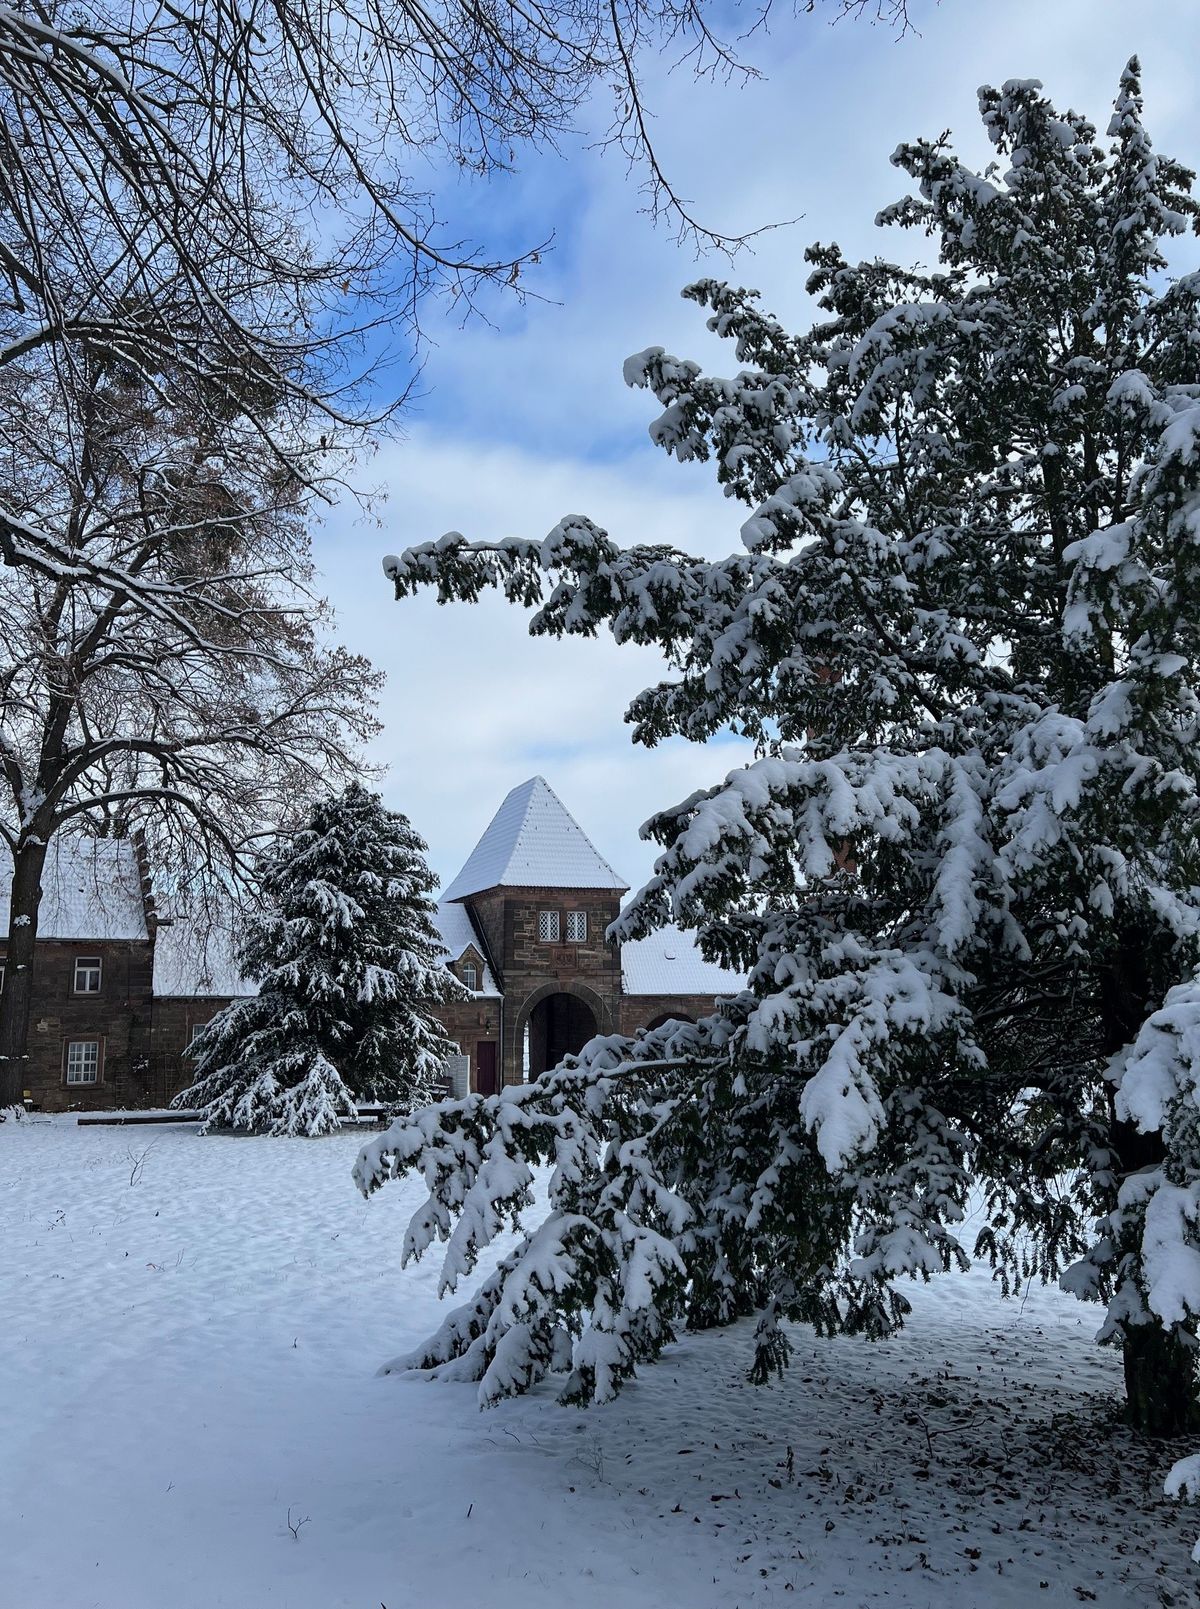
[180,783,463,1135]
[358,67,1200,1428]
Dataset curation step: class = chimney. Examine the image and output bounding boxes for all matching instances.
[129,827,160,939]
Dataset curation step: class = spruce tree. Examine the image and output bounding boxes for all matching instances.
[357,66,1200,1435]
[179,783,463,1136]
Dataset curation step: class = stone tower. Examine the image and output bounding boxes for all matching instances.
[440,776,629,1089]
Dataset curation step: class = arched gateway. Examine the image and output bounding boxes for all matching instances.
[523,991,598,1078]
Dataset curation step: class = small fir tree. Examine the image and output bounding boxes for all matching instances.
[179,783,464,1135]
[355,65,1200,1440]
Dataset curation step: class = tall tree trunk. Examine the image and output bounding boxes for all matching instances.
[1111,1110,1200,1435]
[1122,1316,1200,1437]
[1100,924,1200,1436]
[0,836,48,1108]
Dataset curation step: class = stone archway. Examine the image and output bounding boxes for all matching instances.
[525,992,597,1078]
[644,1010,696,1032]
[513,979,612,1083]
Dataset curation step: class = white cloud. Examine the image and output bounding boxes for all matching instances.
[321,433,754,890]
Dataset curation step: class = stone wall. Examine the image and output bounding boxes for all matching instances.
[14,940,156,1112]
[145,996,238,1107]
[464,886,624,1085]
[617,994,718,1038]
[9,912,728,1112]
[435,994,502,1092]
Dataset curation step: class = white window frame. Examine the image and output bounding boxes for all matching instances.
[73,955,103,995]
[537,910,560,943]
[462,961,479,992]
[64,1038,101,1085]
[566,910,588,944]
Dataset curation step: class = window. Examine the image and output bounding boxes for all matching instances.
[566,911,588,944]
[65,1039,101,1085]
[538,910,560,943]
[73,956,102,994]
[188,1022,207,1046]
[462,961,478,992]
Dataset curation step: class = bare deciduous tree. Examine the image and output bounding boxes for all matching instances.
[0,338,379,1104]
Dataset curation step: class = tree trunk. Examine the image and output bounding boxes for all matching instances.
[1099,925,1200,1436]
[1110,1112,1200,1436]
[0,837,48,1108]
[1122,1319,1200,1437]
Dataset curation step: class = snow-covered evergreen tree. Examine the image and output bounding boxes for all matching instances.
[179,783,464,1136]
[357,66,1200,1433]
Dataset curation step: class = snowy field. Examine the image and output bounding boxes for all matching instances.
[3,1117,1198,1609]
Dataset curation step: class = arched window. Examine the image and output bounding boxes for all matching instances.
[462,961,478,992]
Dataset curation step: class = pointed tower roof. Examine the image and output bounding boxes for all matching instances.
[442,776,628,903]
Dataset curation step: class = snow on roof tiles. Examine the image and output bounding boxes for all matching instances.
[441,776,628,903]
[154,902,491,1001]
[0,837,148,941]
[433,902,500,996]
[151,921,255,999]
[620,924,745,998]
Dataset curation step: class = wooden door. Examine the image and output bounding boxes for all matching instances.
[476,1041,498,1096]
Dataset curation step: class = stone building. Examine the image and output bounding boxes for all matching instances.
[0,839,250,1112]
[431,776,742,1095]
[3,778,742,1111]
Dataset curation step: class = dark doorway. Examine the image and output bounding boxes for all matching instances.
[476,1041,498,1096]
[524,993,598,1079]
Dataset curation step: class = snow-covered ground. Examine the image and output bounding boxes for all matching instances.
[3,1116,1197,1609]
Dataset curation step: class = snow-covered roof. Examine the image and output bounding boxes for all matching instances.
[620,924,746,998]
[433,903,501,996]
[0,837,148,941]
[151,921,256,998]
[441,776,628,903]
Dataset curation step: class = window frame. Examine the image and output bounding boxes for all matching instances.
[537,909,561,944]
[72,955,103,995]
[462,960,479,992]
[63,1036,104,1087]
[566,910,588,944]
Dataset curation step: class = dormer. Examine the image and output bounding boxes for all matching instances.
[431,904,499,997]
[453,944,487,995]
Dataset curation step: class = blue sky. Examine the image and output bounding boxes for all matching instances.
[316,0,1200,894]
